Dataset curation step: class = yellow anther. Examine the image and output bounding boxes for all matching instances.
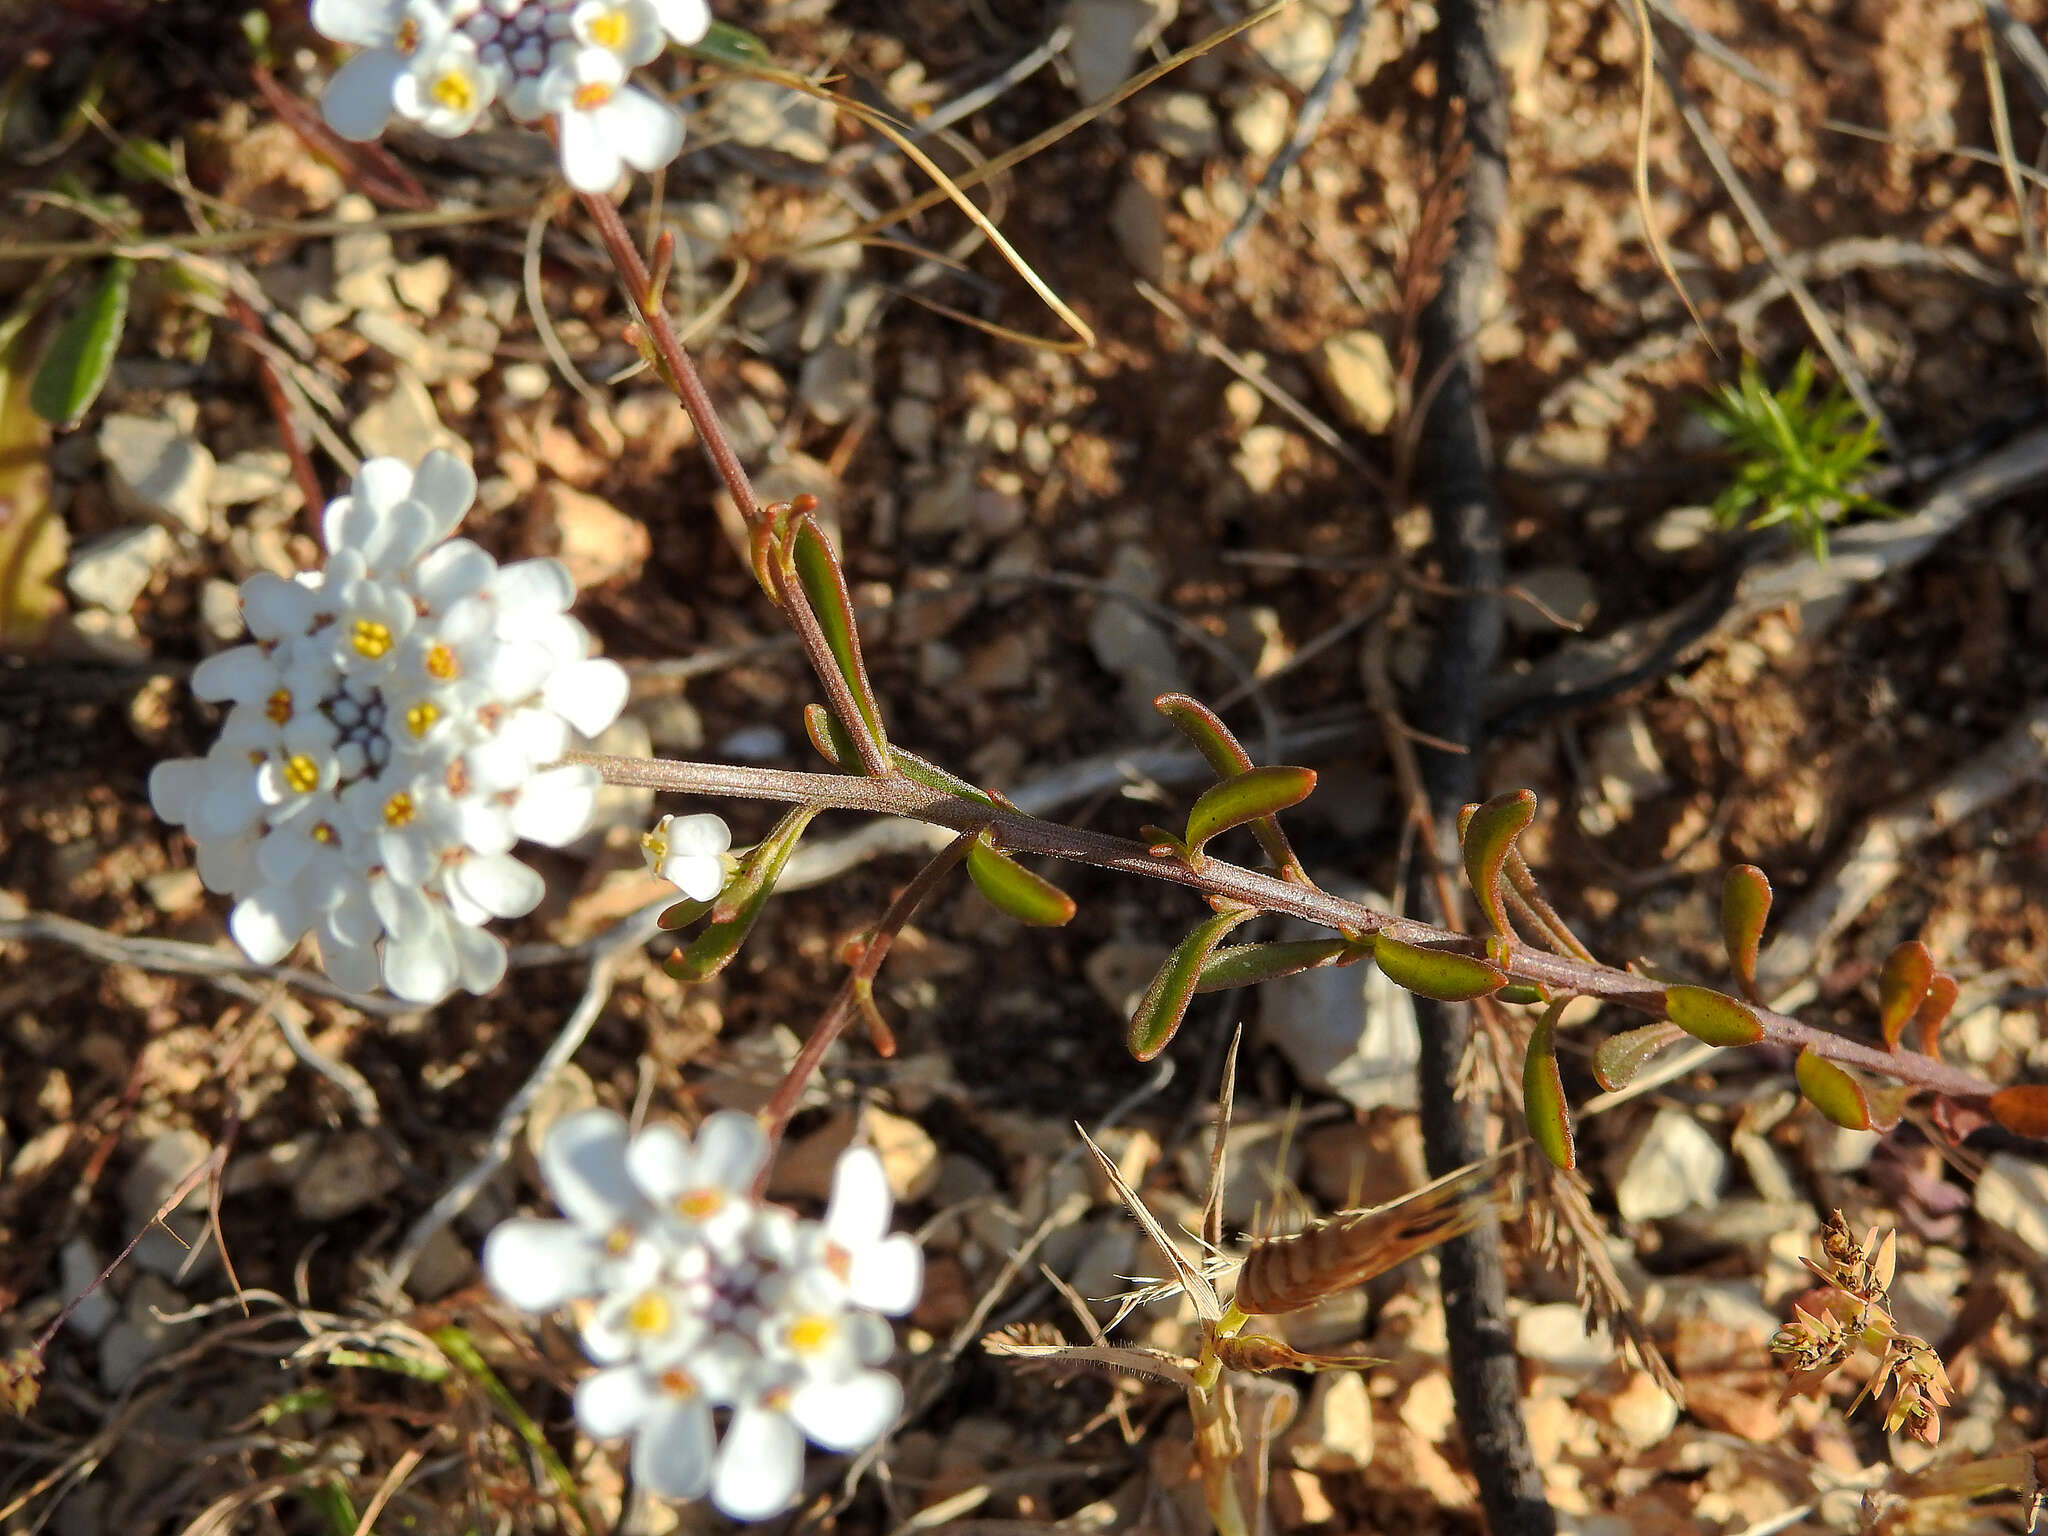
[586,8,628,48]
[312,822,336,844]
[265,688,293,725]
[431,71,474,111]
[425,643,459,680]
[573,81,613,110]
[675,1188,724,1221]
[658,1367,697,1398]
[405,701,440,738]
[627,1292,671,1336]
[382,790,416,828]
[784,1314,837,1356]
[604,1223,636,1256]
[283,754,321,794]
[351,618,394,659]
[396,15,419,51]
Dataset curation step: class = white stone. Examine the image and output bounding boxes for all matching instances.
[1515,1301,1614,1373]
[1230,85,1292,161]
[351,368,458,463]
[1065,0,1175,104]
[98,415,214,534]
[713,79,835,162]
[293,1131,402,1222]
[58,1237,117,1341]
[1134,91,1220,159]
[65,524,171,614]
[1249,5,1336,91]
[1259,901,1419,1111]
[98,1275,190,1393]
[1109,178,1168,282]
[1310,330,1397,435]
[1611,1108,1726,1222]
[207,448,294,509]
[1978,1152,2048,1256]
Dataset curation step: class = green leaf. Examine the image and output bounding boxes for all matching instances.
[1664,984,1765,1047]
[666,806,820,982]
[1183,764,1316,859]
[29,257,130,428]
[1194,938,1353,992]
[1461,790,1536,942]
[804,702,999,810]
[1155,692,1307,879]
[1370,934,1506,1002]
[1720,864,1771,998]
[1794,1048,1872,1131]
[1878,940,1933,1051]
[1592,1021,1688,1091]
[0,344,63,644]
[1522,1003,1576,1171]
[687,18,770,64]
[433,1326,593,1535]
[1498,983,1548,1006]
[1913,972,1958,1057]
[788,515,890,767]
[1128,906,1255,1061]
[966,834,1076,926]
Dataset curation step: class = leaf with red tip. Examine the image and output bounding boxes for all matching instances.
[1499,983,1548,1006]
[1522,1003,1576,1170]
[1370,935,1506,1002]
[1593,1021,1689,1091]
[1462,790,1537,942]
[665,806,820,982]
[1195,938,1352,992]
[1154,692,1308,879]
[788,515,891,766]
[1183,765,1317,861]
[1878,940,1933,1051]
[1720,865,1772,998]
[1989,1085,2048,1138]
[1665,985,1765,1047]
[1915,972,1959,1057]
[1795,1049,1873,1131]
[1127,907,1256,1061]
[966,835,1076,926]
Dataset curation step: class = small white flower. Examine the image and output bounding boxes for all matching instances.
[150,450,627,1003]
[542,46,685,193]
[648,0,709,45]
[642,813,731,901]
[484,1116,924,1521]
[314,0,452,141]
[392,31,498,137]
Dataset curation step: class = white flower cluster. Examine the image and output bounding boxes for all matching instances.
[149,452,628,1004]
[485,1109,920,1519]
[312,0,709,192]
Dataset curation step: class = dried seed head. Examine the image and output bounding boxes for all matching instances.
[1233,1159,1506,1317]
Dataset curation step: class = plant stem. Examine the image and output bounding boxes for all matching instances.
[568,751,2000,1104]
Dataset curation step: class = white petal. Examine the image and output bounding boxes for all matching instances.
[538,1107,640,1230]
[450,798,517,856]
[191,646,276,704]
[411,450,476,534]
[511,765,599,846]
[482,1219,601,1311]
[447,852,544,918]
[321,48,407,142]
[450,922,509,994]
[825,1146,893,1249]
[630,1395,716,1500]
[693,1111,767,1193]
[542,658,628,738]
[381,923,458,1003]
[230,886,310,964]
[652,0,709,43]
[240,573,314,639]
[788,1369,901,1453]
[556,108,626,194]
[491,558,575,615]
[712,1406,804,1522]
[665,814,731,858]
[414,540,495,610]
[624,1123,693,1203]
[657,852,724,903]
[498,707,570,768]
[849,1234,923,1316]
[196,833,259,895]
[574,1364,660,1440]
[609,85,685,173]
[312,0,402,47]
[192,779,264,842]
[148,758,207,825]
[317,928,384,994]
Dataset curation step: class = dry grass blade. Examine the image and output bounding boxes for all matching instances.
[1201,1024,1243,1250]
[1232,1154,1510,1317]
[981,1327,1201,1392]
[1521,1156,1682,1401]
[1075,1121,1223,1322]
[1623,0,1713,352]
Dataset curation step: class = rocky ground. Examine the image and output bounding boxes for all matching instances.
[4,0,2048,1532]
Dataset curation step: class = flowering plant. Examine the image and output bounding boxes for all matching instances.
[483,1108,920,1519]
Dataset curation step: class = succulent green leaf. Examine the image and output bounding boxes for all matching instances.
[1370,934,1506,1002]
[1461,790,1536,942]
[804,701,857,767]
[656,895,714,931]
[1498,983,1547,1006]
[1878,940,1933,1051]
[30,258,131,427]
[1664,984,1765,1047]
[1592,1021,1688,1091]
[1720,864,1771,997]
[1989,1085,2048,1139]
[1128,907,1255,1061]
[1194,938,1351,992]
[1914,972,1958,1057]
[966,835,1076,926]
[1183,764,1316,858]
[1522,1003,1576,1171]
[687,19,771,64]
[1155,692,1308,879]
[1794,1048,1872,1131]
[665,806,820,982]
[788,516,890,765]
